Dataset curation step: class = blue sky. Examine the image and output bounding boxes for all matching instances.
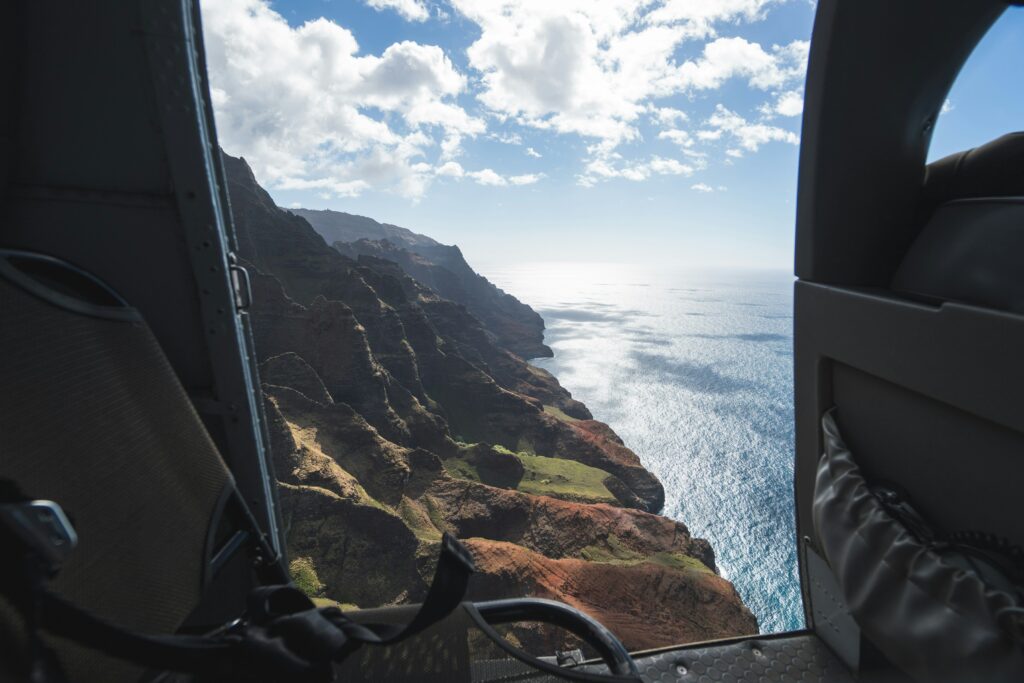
[201,1,1023,269]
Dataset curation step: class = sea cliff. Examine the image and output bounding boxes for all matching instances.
[223,150,757,651]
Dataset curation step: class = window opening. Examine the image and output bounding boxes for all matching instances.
[202,0,822,653]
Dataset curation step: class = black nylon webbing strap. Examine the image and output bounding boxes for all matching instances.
[331,532,477,645]
[1,518,476,682]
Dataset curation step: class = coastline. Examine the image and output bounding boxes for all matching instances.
[224,151,760,651]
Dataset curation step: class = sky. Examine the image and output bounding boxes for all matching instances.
[200,0,1024,269]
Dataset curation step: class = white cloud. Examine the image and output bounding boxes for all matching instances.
[648,156,693,175]
[202,0,483,200]
[509,173,544,185]
[702,104,799,155]
[940,98,954,115]
[773,89,804,116]
[365,0,429,22]
[650,106,689,126]
[646,0,781,35]
[579,154,694,186]
[691,182,714,192]
[468,168,507,186]
[440,134,464,160]
[490,132,524,145]
[205,0,807,200]
[659,129,695,148]
[760,88,803,118]
[450,1,806,153]
[436,161,465,177]
[674,37,808,92]
[464,168,544,186]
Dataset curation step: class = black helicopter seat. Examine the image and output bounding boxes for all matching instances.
[893,132,1024,314]
[0,250,270,681]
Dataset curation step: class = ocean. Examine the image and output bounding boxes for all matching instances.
[480,262,802,634]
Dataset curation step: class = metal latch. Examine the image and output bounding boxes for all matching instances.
[0,500,78,575]
[228,252,253,311]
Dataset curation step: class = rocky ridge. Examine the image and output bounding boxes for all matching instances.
[293,208,552,360]
[223,151,757,652]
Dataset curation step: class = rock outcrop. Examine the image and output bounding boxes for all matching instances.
[223,151,757,653]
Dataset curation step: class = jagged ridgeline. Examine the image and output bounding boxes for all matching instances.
[222,151,757,651]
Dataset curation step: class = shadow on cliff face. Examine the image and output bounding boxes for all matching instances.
[630,351,754,394]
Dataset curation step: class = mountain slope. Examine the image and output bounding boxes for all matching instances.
[294,208,552,359]
[290,207,440,250]
[223,151,757,652]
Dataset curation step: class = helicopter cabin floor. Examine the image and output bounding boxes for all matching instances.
[477,631,911,682]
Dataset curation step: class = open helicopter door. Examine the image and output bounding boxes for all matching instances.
[794,1,1024,681]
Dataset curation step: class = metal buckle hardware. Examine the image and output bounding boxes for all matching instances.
[0,500,78,574]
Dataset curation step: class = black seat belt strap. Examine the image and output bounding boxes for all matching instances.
[1,479,477,681]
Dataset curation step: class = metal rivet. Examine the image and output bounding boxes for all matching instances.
[675,663,688,675]
[752,648,762,657]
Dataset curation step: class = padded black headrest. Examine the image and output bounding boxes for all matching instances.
[920,132,1024,216]
[893,134,1024,314]
[894,198,1024,314]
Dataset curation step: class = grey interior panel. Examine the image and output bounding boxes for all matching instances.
[793,4,1022,678]
[805,548,859,672]
[832,363,1024,547]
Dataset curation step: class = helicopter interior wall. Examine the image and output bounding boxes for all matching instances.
[794,285,1024,676]
[793,283,1024,539]
[793,3,1024,672]
[2,1,284,555]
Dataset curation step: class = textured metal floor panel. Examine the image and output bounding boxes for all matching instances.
[471,634,857,682]
[630,634,856,683]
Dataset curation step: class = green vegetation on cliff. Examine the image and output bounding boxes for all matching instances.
[515,453,617,504]
[289,556,325,597]
[580,534,714,574]
[441,445,618,505]
[542,404,580,423]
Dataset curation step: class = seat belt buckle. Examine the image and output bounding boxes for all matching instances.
[0,500,78,575]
